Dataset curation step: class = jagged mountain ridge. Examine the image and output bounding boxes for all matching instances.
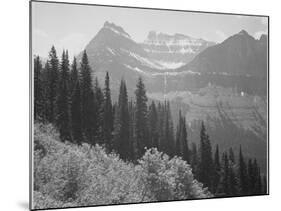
[141,31,215,68]
[78,21,267,103]
[80,21,216,78]
[79,21,217,92]
[81,22,267,85]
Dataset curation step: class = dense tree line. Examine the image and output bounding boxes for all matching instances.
[34,46,267,197]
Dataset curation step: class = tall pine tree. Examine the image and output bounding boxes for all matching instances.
[175,111,189,162]
[190,142,199,178]
[34,56,45,121]
[238,146,248,195]
[80,50,96,144]
[94,77,104,143]
[70,57,83,144]
[222,152,230,195]
[198,121,214,190]
[162,101,175,156]
[113,79,132,160]
[69,57,79,92]
[102,72,114,151]
[134,77,148,158]
[148,101,158,149]
[213,144,221,194]
[46,46,59,123]
[56,50,72,142]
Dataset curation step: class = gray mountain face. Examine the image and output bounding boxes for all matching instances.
[180,30,268,78]
[141,31,215,68]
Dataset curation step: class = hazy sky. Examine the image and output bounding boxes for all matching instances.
[32,1,268,58]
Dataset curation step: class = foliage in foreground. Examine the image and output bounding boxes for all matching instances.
[33,123,211,209]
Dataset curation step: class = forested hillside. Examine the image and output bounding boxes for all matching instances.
[33,46,267,208]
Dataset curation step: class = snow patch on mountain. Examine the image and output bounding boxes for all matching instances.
[121,49,189,70]
[121,48,164,69]
[124,64,148,75]
[155,61,186,69]
[106,47,116,55]
[152,70,201,76]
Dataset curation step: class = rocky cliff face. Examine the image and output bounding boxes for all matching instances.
[141,31,215,69]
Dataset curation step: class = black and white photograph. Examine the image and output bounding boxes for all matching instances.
[30,1,269,210]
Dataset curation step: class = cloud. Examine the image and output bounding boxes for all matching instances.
[215,30,227,42]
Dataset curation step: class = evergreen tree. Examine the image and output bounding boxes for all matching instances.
[198,121,214,190]
[113,79,131,160]
[70,57,83,144]
[40,61,50,122]
[256,169,263,194]
[94,77,104,143]
[251,159,260,194]
[175,111,189,162]
[162,101,175,156]
[190,142,199,178]
[80,50,96,144]
[134,77,148,158]
[56,50,72,142]
[46,46,59,123]
[229,160,238,196]
[167,102,175,156]
[34,56,45,120]
[102,72,114,151]
[227,147,238,196]
[248,159,254,193]
[222,152,230,195]
[238,146,248,195]
[128,99,136,161]
[213,144,221,194]
[69,57,79,92]
[148,101,158,149]
[157,102,165,153]
[229,147,235,163]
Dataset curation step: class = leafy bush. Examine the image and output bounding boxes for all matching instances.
[139,148,212,201]
[33,123,211,209]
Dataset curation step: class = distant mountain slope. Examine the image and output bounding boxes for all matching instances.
[180,30,268,78]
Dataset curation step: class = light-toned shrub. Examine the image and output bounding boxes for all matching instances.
[138,148,212,202]
[33,123,211,209]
